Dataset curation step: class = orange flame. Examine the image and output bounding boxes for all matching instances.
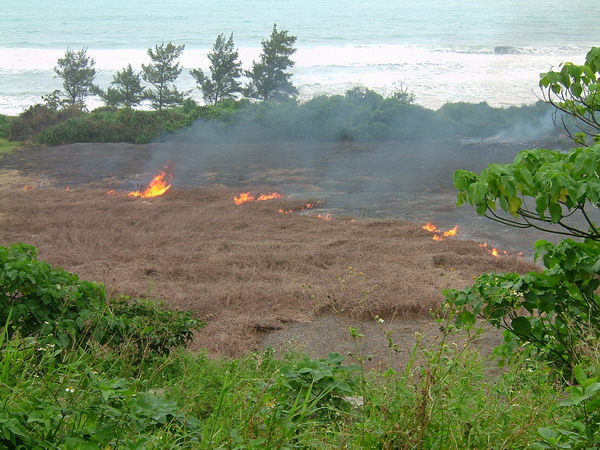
[65,186,70,192]
[443,225,458,238]
[23,185,34,191]
[423,222,459,241]
[234,192,255,205]
[278,201,323,214]
[479,242,522,258]
[234,192,283,205]
[316,213,332,221]
[128,166,173,199]
[257,193,283,201]
[422,222,439,232]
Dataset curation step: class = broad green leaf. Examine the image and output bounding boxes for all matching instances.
[511,316,531,335]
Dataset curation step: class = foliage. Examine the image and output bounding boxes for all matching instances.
[142,42,187,110]
[100,64,146,108]
[245,24,298,101]
[0,114,12,139]
[0,342,200,448]
[444,238,599,371]
[191,33,243,105]
[447,143,599,372]
[9,103,83,141]
[54,47,98,107]
[276,352,358,419]
[106,296,205,356]
[0,243,106,349]
[453,144,599,241]
[0,243,204,358]
[537,365,600,448]
[540,46,600,144]
[35,107,193,145]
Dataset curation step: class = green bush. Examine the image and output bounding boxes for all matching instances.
[0,243,106,348]
[105,296,205,356]
[9,104,83,141]
[0,243,204,356]
[0,114,11,139]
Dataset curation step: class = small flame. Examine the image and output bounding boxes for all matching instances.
[234,192,283,205]
[128,165,173,199]
[479,242,521,258]
[106,189,117,196]
[278,201,322,214]
[23,185,34,191]
[65,186,70,192]
[316,213,332,221]
[423,222,459,241]
[422,222,439,232]
[257,193,283,201]
[443,225,458,238]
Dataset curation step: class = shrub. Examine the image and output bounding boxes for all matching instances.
[0,243,204,356]
[104,296,205,356]
[9,104,83,141]
[0,243,106,348]
[0,114,11,139]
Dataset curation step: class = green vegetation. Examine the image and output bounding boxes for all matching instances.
[6,92,557,146]
[142,42,187,110]
[0,243,577,447]
[191,33,243,105]
[245,24,298,101]
[540,46,600,144]
[443,51,600,447]
[100,64,146,109]
[54,47,98,107]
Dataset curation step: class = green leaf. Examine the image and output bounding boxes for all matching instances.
[548,202,562,222]
[511,316,531,336]
[538,427,557,440]
[574,365,588,385]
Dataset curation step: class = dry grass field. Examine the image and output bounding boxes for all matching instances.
[0,165,538,360]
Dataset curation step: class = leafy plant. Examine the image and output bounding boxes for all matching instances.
[275,352,359,420]
[0,243,106,349]
[537,365,600,448]
[540,46,599,143]
[105,296,206,356]
[142,42,187,110]
[245,24,298,101]
[191,33,243,105]
[54,47,98,107]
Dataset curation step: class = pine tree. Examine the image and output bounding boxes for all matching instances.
[245,24,298,101]
[54,47,98,107]
[191,33,243,105]
[142,42,187,110]
[101,64,145,108]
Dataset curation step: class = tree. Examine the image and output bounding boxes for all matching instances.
[446,145,599,373]
[142,42,187,110]
[191,33,243,105]
[245,24,298,101]
[101,64,145,108]
[54,47,98,107]
[539,47,600,144]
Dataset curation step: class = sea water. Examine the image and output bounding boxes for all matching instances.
[0,0,598,115]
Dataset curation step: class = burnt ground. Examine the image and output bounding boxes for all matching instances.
[0,140,552,369]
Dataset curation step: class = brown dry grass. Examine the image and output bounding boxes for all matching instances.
[0,170,538,357]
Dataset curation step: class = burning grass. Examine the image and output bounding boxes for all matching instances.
[0,172,539,357]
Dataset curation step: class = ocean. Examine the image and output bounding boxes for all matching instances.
[0,0,598,115]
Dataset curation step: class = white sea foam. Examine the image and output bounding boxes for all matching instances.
[0,44,589,115]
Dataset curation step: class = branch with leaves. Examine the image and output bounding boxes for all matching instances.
[453,144,599,241]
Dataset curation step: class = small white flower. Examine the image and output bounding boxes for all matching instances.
[65,387,75,393]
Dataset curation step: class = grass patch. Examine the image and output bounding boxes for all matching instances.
[0,138,21,157]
